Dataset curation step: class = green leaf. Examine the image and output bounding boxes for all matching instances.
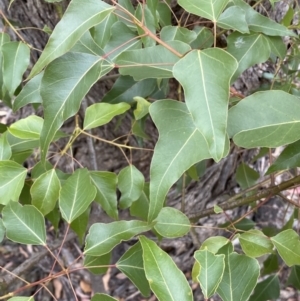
[83,102,130,130]
[116,241,151,297]
[216,252,260,301]
[6,131,40,153]
[40,52,113,162]
[70,30,104,56]
[178,0,229,21]
[200,237,230,254]
[116,41,191,80]
[91,294,118,301]
[9,116,43,140]
[31,169,61,215]
[194,249,225,298]
[70,207,90,244]
[267,140,300,174]
[103,21,142,62]
[0,160,27,205]
[160,26,197,44]
[228,91,300,148]
[84,252,111,275]
[135,4,156,47]
[0,219,5,243]
[173,49,237,161]
[28,0,114,79]
[233,0,297,37]
[249,275,280,301]
[0,133,12,160]
[154,207,190,238]
[265,36,286,60]
[130,184,150,221]
[101,76,157,104]
[90,171,118,220]
[2,42,30,97]
[59,168,96,224]
[92,12,118,48]
[262,254,279,275]
[190,26,213,49]
[157,2,171,27]
[2,202,46,245]
[148,100,210,221]
[235,163,259,190]
[287,265,300,290]
[133,97,151,120]
[13,72,43,111]
[227,32,270,81]
[84,221,151,256]
[271,229,300,266]
[140,235,193,301]
[118,165,144,209]
[217,6,249,33]
[238,229,273,258]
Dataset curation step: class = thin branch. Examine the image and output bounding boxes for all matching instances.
[189,175,300,221]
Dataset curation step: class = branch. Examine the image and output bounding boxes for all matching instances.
[188,174,300,221]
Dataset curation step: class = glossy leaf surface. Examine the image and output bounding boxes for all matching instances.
[0,160,27,205]
[116,242,150,297]
[271,229,300,266]
[28,0,114,78]
[154,207,190,238]
[2,202,46,245]
[194,249,225,298]
[59,168,96,223]
[83,102,130,130]
[238,230,273,258]
[13,72,43,111]
[228,91,300,148]
[2,42,30,96]
[90,171,118,220]
[216,252,260,301]
[173,49,237,161]
[31,169,61,215]
[85,221,151,256]
[116,41,190,80]
[140,236,193,301]
[9,116,43,140]
[148,100,210,221]
[178,0,229,21]
[40,52,113,161]
[118,165,145,209]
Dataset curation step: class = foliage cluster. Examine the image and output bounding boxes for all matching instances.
[1,0,300,300]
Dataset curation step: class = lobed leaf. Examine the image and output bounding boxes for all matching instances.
[148,100,210,221]
[173,49,238,161]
